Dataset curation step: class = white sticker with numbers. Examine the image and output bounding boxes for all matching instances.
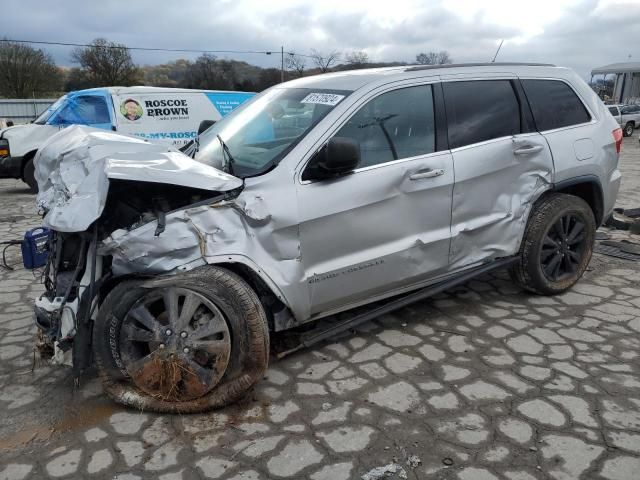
[300,93,345,106]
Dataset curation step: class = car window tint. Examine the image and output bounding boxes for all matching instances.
[621,105,639,114]
[55,96,111,125]
[443,80,520,149]
[521,79,591,131]
[609,106,620,116]
[334,85,435,168]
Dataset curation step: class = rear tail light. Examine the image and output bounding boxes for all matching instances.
[0,138,8,158]
[613,128,623,154]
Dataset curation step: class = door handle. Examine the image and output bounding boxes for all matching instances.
[409,168,445,180]
[514,145,544,155]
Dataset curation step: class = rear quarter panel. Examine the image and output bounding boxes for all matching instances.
[521,69,620,218]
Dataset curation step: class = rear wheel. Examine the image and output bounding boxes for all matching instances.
[624,122,634,137]
[510,193,595,295]
[22,156,37,193]
[93,266,270,413]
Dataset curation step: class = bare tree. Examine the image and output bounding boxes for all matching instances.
[345,50,369,66]
[0,40,63,97]
[184,54,221,89]
[286,54,306,78]
[415,51,452,65]
[71,38,139,86]
[310,49,341,73]
[183,54,239,90]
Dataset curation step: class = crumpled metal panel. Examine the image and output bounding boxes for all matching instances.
[34,125,242,232]
[99,176,305,320]
[448,136,553,269]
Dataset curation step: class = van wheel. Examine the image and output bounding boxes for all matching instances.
[510,193,595,295]
[22,157,38,193]
[624,122,634,137]
[93,266,269,413]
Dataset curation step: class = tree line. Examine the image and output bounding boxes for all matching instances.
[0,38,453,98]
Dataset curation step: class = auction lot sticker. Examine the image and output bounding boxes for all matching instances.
[301,93,345,106]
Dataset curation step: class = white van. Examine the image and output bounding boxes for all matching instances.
[0,86,254,190]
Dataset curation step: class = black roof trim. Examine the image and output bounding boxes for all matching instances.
[405,62,556,72]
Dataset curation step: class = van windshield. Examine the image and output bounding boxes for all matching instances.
[35,95,67,125]
[195,87,351,178]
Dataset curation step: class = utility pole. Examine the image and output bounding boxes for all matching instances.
[281,46,284,83]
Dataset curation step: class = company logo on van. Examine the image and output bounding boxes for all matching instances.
[120,98,143,121]
[145,99,189,118]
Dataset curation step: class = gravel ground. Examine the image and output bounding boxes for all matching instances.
[0,137,640,480]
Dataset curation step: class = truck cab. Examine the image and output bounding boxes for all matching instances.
[607,103,640,136]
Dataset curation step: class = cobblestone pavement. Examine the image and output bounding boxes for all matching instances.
[1,139,640,480]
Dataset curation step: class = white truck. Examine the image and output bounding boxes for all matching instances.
[0,86,254,191]
[607,104,640,137]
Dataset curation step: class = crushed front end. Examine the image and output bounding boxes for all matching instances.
[31,125,243,378]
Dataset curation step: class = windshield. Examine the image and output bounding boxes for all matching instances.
[34,95,67,125]
[195,88,351,178]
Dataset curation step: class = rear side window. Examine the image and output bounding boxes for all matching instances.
[521,79,591,131]
[609,106,620,116]
[443,80,520,149]
[334,85,435,167]
[621,105,640,114]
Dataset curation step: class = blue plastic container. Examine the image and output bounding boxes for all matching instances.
[21,227,50,269]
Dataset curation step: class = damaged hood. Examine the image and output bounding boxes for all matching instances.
[35,125,242,232]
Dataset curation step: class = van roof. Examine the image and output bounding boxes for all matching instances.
[71,86,254,96]
[279,62,566,92]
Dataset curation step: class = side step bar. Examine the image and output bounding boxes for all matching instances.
[276,256,518,358]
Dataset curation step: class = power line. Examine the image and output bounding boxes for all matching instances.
[0,38,316,58]
[0,38,276,56]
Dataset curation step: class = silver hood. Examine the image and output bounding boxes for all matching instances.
[35,125,242,232]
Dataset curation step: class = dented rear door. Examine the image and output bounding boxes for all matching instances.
[443,76,554,269]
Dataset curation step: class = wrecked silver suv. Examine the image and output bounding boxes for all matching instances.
[33,63,621,412]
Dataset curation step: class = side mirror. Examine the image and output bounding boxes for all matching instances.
[198,119,216,135]
[302,137,360,181]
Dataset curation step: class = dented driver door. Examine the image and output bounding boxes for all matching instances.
[296,83,454,318]
[442,77,554,269]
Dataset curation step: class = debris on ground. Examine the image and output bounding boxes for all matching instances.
[606,207,640,233]
[321,402,332,411]
[595,240,640,261]
[406,454,421,468]
[442,457,454,466]
[361,463,408,480]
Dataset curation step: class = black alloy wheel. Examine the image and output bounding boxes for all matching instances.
[540,213,587,282]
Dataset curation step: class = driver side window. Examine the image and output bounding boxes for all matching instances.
[334,85,435,168]
[53,96,111,126]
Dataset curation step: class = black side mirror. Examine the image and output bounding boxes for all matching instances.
[302,137,360,181]
[198,119,216,135]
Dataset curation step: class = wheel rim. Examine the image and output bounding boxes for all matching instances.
[540,213,588,282]
[119,287,231,401]
[626,125,633,136]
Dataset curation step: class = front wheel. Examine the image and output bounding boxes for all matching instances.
[93,266,270,413]
[624,122,634,137]
[510,193,596,295]
[22,157,38,193]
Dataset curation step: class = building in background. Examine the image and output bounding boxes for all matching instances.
[591,62,640,104]
[0,98,55,125]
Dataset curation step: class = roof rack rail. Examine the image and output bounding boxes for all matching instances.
[405,62,555,72]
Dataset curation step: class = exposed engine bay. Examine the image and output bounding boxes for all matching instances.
[33,126,242,374]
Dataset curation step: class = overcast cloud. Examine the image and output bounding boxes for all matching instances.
[3,0,640,78]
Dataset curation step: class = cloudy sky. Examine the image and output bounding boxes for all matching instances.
[3,0,640,78]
